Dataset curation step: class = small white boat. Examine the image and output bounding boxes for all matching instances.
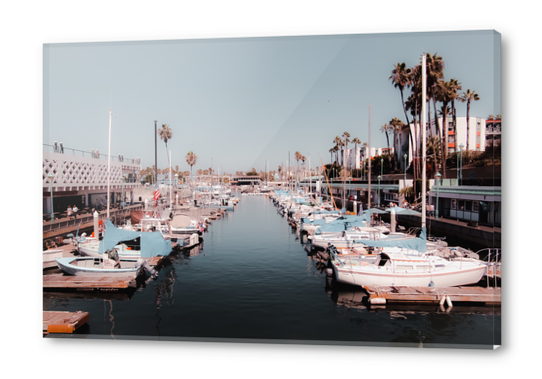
[55,255,155,278]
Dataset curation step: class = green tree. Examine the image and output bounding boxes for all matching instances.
[186,151,197,182]
[390,62,414,158]
[459,89,481,151]
[389,117,404,171]
[158,123,173,165]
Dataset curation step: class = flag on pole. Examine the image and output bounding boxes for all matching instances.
[154,185,160,202]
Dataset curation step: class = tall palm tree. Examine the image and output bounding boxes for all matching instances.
[352,137,362,169]
[158,124,173,165]
[186,151,197,183]
[342,131,351,170]
[436,80,454,178]
[333,136,343,165]
[459,89,480,151]
[390,62,414,155]
[380,123,391,156]
[389,117,404,171]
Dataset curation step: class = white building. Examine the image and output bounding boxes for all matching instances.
[43,146,141,218]
[401,116,487,170]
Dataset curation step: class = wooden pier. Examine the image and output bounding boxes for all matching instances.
[363,285,501,306]
[43,274,137,290]
[43,256,163,291]
[43,311,90,335]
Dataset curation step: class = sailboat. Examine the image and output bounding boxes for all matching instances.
[329,55,487,288]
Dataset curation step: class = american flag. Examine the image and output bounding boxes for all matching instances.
[154,186,160,201]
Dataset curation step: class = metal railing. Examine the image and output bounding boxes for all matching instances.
[44,143,141,164]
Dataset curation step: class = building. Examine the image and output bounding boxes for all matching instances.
[43,144,141,218]
[401,116,488,171]
[485,116,501,149]
[429,180,501,227]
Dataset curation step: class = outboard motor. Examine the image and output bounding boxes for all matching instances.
[136,258,158,279]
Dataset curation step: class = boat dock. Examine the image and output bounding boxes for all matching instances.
[43,311,90,335]
[43,256,163,291]
[363,285,501,306]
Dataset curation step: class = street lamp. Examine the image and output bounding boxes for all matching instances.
[174,173,179,206]
[403,153,408,187]
[377,175,382,208]
[435,172,441,220]
[459,143,464,186]
[121,176,125,209]
[48,172,55,223]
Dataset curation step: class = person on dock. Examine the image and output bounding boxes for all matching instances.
[67,205,72,219]
[72,205,78,219]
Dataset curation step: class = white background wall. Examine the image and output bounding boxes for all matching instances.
[3,1,532,378]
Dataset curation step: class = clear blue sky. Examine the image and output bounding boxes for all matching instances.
[43,30,500,174]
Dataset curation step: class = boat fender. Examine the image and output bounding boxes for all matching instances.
[370,297,386,305]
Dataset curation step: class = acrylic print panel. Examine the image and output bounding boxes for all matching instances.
[42,30,501,349]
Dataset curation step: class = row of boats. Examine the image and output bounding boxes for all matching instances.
[270,190,491,288]
[52,189,240,279]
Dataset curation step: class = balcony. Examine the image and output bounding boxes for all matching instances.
[43,144,142,192]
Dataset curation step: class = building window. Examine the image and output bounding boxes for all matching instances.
[473,201,479,212]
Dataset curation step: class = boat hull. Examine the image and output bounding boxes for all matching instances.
[331,260,487,287]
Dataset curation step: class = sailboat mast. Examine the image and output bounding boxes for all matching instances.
[107,108,111,219]
[421,53,427,229]
[169,149,172,208]
[368,104,372,209]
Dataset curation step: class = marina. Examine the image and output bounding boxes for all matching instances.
[39,31,502,352]
[43,194,500,347]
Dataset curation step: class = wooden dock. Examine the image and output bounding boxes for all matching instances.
[43,255,163,291]
[363,285,501,306]
[43,311,90,334]
[43,274,137,290]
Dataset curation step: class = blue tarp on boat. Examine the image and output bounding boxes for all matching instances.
[314,215,368,234]
[98,219,172,257]
[353,227,428,252]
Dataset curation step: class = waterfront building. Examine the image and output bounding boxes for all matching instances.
[43,144,141,219]
[400,116,489,171]
[429,180,501,227]
[230,175,262,186]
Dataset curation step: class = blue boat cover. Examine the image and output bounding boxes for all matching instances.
[98,219,172,257]
[353,227,427,253]
[300,218,327,225]
[314,215,368,234]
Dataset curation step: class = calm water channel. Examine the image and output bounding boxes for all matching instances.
[43,194,500,348]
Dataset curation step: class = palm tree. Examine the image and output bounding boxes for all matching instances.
[351,137,362,169]
[380,123,391,156]
[459,89,480,151]
[436,80,454,178]
[389,117,404,171]
[333,136,343,165]
[186,151,197,183]
[158,124,173,165]
[390,62,414,154]
[342,131,350,170]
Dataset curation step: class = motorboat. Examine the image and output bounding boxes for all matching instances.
[55,248,157,278]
